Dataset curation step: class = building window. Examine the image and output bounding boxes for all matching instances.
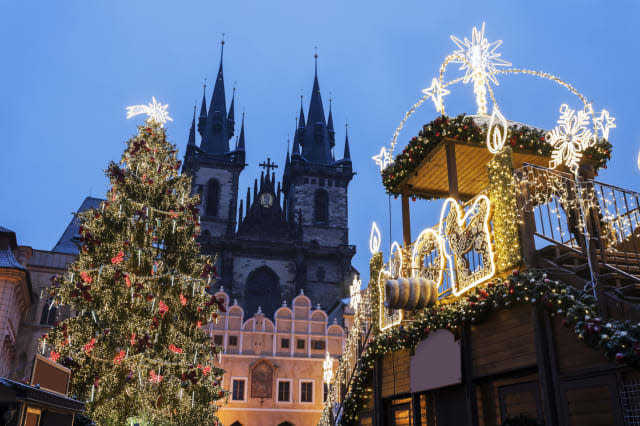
[297,339,305,350]
[300,381,313,403]
[319,178,325,187]
[206,179,220,217]
[316,266,326,282]
[230,422,243,426]
[324,383,329,402]
[311,340,325,350]
[311,179,317,184]
[314,189,329,223]
[229,335,238,346]
[40,298,57,326]
[250,360,273,399]
[278,380,291,402]
[304,178,309,184]
[281,338,290,349]
[214,335,223,346]
[232,378,246,401]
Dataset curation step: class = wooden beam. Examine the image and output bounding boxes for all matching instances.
[533,307,561,426]
[461,324,479,426]
[401,188,412,247]
[373,356,384,426]
[445,141,460,201]
[412,393,422,426]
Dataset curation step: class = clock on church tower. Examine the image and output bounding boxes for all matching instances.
[259,192,274,208]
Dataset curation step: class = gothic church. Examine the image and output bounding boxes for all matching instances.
[182,43,356,319]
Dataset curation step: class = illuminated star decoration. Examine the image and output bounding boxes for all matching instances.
[349,276,362,314]
[422,78,451,114]
[126,97,174,127]
[546,104,595,172]
[450,23,511,114]
[593,109,616,140]
[372,146,393,171]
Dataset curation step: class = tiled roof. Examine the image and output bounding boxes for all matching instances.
[0,247,26,271]
[0,225,18,248]
[52,197,104,254]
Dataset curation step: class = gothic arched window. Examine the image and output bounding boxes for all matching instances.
[314,189,329,223]
[244,266,280,319]
[40,298,57,326]
[206,179,220,217]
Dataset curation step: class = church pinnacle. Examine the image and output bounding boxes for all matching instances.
[201,39,233,154]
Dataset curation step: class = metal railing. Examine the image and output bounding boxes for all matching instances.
[514,164,640,283]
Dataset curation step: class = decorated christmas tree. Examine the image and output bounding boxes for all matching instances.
[44,102,227,425]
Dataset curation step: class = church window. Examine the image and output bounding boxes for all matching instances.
[329,180,333,187]
[297,339,305,350]
[311,179,317,184]
[281,338,290,349]
[319,178,325,187]
[214,335,223,346]
[245,267,281,319]
[229,335,238,346]
[40,298,57,326]
[316,266,326,282]
[311,340,325,350]
[304,178,309,184]
[206,179,220,217]
[315,189,329,223]
[300,381,314,403]
[232,378,246,401]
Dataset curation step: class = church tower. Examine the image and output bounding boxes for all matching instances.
[282,55,354,247]
[183,40,246,240]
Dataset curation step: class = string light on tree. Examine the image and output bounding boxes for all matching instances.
[126,97,174,127]
[450,22,511,115]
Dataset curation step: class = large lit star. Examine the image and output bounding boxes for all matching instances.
[372,146,393,171]
[593,109,616,140]
[450,22,511,86]
[422,78,450,114]
[126,97,174,127]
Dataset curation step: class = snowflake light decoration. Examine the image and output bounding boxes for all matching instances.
[349,276,362,314]
[450,23,511,115]
[126,97,174,127]
[422,78,450,114]
[372,146,393,171]
[546,104,595,172]
[593,109,616,140]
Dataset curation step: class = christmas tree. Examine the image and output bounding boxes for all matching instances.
[44,111,227,424]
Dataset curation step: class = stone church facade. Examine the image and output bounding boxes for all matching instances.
[182,43,357,319]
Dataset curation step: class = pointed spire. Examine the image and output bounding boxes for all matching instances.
[302,49,332,164]
[201,38,230,153]
[237,112,245,151]
[187,105,196,146]
[238,199,244,223]
[228,86,236,139]
[343,123,351,160]
[298,95,306,128]
[327,97,335,149]
[285,137,291,167]
[246,187,251,216]
[253,178,258,200]
[198,80,207,137]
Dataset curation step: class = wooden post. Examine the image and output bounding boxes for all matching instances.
[373,356,384,426]
[533,306,561,426]
[401,188,412,247]
[411,393,422,426]
[445,141,460,201]
[461,324,479,426]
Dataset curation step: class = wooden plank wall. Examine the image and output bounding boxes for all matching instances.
[565,385,615,425]
[471,304,537,377]
[552,317,614,374]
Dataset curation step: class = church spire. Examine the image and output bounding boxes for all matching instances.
[187,105,196,146]
[237,112,245,151]
[298,95,306,128]
[343,123,351,160]
[198,80,207,138]
[302,49,332,164]
[228,86,236,139]
[327,97,335,149]
[201,38,230,154]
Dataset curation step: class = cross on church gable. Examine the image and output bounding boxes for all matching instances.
[259,158,278,175]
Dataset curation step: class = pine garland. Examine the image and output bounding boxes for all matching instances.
[338,270,640,425]
[381,114,613,197]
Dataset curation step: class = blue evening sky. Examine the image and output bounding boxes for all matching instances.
[1,0,639,283]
